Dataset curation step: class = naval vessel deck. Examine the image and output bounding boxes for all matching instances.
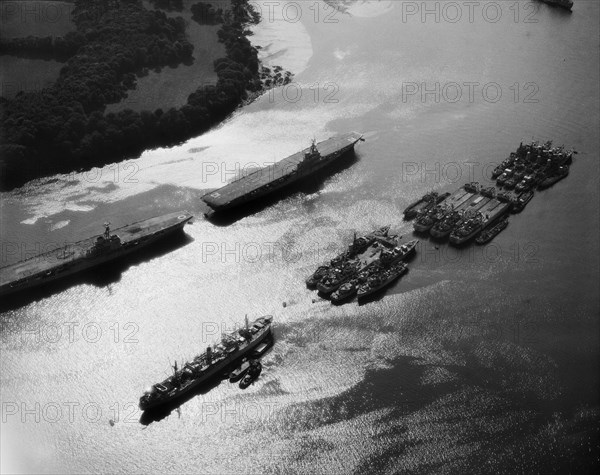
[479,199,510,225]
[441,188,470,207]
[0,212,192,285]
[202,133,363,210]
[450,191,478,210]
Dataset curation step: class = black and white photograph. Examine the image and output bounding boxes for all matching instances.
[0,0,598,473]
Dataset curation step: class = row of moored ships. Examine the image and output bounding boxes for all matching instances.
[1,136,574,412]
[1,134,364,298]
[306,227,418,304]
[403,140,575,245]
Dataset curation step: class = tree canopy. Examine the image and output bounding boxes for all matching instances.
[0,0,291,190]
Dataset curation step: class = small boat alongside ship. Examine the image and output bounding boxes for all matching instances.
[229,359,252,383]
[239,360,262,389]
[403,192,450,220]
[512,190,534,213]
[139,316,272,411]
[475,217,509,245]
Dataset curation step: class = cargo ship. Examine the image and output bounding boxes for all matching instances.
[430,210,463,239]
[0,212,193,297]
[202,133,364,216]
[450,197,510,245]
[413,183,480,233]
[403,191,449,220]
[139,316,273,411]
[429,186,490,238]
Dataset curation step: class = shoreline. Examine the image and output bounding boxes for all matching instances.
[1,0,315,227]
[0,0,294,192]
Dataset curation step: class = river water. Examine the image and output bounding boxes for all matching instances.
[1,1,599,473]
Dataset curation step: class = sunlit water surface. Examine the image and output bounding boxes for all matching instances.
[1,1,599,473]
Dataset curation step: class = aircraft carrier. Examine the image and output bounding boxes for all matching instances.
[202,132,364,216]
[0,211,193,297]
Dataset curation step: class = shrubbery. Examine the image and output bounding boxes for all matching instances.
[0,0,283,190]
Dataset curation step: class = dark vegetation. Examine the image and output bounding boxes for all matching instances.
[191,2,224,24]
[0,0,288,191]
[0,35,81,61]
[147,0,184,11]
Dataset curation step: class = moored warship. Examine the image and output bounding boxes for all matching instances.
[305,226,391,289]
[450,196,510,246]
[357,262,408,301]
[403,191,450,220]
[0,212,193,297]
[139,316,273,411]
[495,140,575,192]
[202,133,364,216]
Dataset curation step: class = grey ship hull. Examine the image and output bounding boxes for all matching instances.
[0,212,193,297]
[140,322,272,411]
[537,0,573,11]
[202,133,364,215]
[449,199,509,245]
[357,266,408,301]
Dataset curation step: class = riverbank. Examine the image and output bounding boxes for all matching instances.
[0,0,293,191]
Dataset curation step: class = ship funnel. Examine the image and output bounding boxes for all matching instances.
[206,346,212,363]
[245,314,249,330]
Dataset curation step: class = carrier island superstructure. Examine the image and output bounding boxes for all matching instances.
[202,133,364,216]
[0,212,193,297]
